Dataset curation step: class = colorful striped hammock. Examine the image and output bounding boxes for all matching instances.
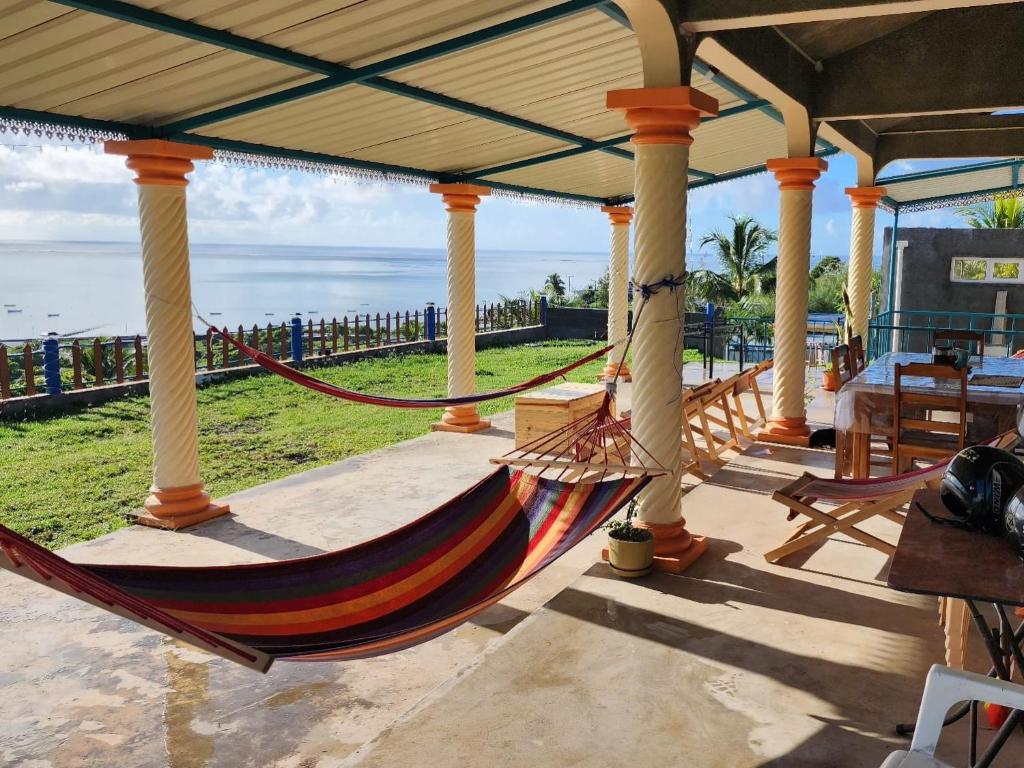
[0,466,649,672]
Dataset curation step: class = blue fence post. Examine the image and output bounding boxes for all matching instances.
[42,333,62,395]
[704,302,715,377]
[289,316,303,362]
[539,295,548,326]
[425,303,437,342]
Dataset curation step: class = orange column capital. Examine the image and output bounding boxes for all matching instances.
[429,183,491,213]
[845,185,888,209]
[105,139,213,187]
[600,205,633,226]
[607,86,719,145]
[766,157,829,191]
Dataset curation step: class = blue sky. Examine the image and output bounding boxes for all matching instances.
[0,138,970,267]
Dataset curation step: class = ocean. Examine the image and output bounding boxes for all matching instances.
[0,241,610,340]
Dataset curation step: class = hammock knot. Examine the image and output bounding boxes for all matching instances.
[638,273,686,300]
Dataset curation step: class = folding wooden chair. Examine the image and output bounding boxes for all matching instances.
[767,431,1017,565]
[933,328,984,358]
[893,362,967,473]
[690,376,741,459]
[680,380,721,479]
[729,369,767,439]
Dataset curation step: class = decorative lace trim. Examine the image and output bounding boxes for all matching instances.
[0,117,127,144]
[894,187,1024,214]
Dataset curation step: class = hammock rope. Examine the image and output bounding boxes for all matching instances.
[198,310,614,409]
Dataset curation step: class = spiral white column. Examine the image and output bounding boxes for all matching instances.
[601,206,633,381]
[105,139,228,529]
[845,186,886,340]
[608,86,718,573]
[758,157,827,446]
[430,183,491,434]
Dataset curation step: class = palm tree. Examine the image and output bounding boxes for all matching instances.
[685,268,737,308]
[544,273,566,302]
[698,215,778,299]
[956,197,1024,229]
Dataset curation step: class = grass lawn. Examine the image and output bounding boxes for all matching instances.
[1,341,709,549]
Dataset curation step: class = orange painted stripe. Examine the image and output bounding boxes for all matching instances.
[171,489,525,634]
[513,485,590,578]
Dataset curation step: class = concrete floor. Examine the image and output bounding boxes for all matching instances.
[1,365,1012,767]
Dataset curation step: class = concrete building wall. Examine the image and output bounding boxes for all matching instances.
[881,226,1024,316]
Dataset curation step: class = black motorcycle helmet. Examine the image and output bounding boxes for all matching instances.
[940,446,1024,535]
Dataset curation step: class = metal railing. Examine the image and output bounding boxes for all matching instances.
[867,310,1024,360]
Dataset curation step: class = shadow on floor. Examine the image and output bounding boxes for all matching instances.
[183,516,326,559]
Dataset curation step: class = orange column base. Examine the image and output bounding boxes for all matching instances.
[598,361,631,382]
[602,520,709,575]
[432,404,491,434]
[757,416,811,447]
[133,483,230,530]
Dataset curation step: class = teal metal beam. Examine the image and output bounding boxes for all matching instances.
[877,158,1023,185]
[0,106,150,139]
[609,145,841,204]
[157,0,614,134]
[56,0,633,165]
[0,105,609,206]
[465,100,768,181]
[892,183,1024,214]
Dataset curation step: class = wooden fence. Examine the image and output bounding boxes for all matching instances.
[1,299,541,400]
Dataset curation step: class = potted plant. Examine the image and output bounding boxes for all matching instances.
[606,500,654,578]
[821,360,838,392]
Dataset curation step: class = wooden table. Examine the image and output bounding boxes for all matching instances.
[835,352,1024,478]
[888,489,1024,766]
[514,383,609,452]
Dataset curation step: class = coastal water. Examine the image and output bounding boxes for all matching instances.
[0,241,609,340]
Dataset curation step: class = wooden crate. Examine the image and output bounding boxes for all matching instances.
[514,383,609,453]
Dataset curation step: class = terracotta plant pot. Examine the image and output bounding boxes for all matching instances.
[607,534,655,578]
[822,369,838,392]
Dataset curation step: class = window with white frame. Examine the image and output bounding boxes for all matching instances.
[950,257,1024,283]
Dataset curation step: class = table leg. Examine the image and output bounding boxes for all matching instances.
[851,431,869,479]
[895,606,1024,739]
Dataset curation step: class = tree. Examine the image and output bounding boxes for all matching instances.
[698,215,778,299]
[685,268,737,308]
[544,273,566,302]
[810,255,844,279]
[956,197,1024,229]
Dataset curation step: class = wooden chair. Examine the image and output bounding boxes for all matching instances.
[729,369,767,438]
[893,362,967,473]
[830,344,855,389]
[849,335,866,374]
[768,431,1017,564]
[679,379,742,478]
[933,328,984,358]
[830,344,855,478]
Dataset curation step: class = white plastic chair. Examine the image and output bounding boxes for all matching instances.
[881,665,1024,767]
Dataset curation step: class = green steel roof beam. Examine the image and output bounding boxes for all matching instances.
[0,106,608,207]
[609,144,841,203]
[877,157,1024,185]
[157,0,614,134]
[55,0,634,166]
[891,183,1024,214]
[464,100,768,180]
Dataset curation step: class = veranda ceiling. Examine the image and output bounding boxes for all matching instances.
[0,0,834,205]
[878,158,1024,213]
